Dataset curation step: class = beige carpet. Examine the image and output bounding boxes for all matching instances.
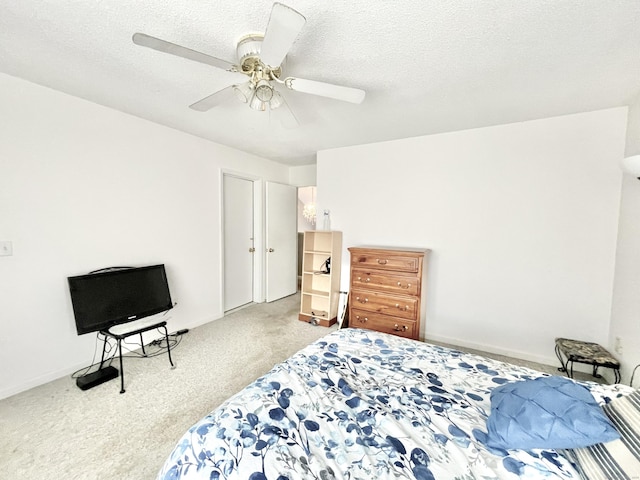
[0,294,597,480]
[0,294,336,480]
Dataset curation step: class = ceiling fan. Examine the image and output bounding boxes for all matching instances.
[132,2,366,126]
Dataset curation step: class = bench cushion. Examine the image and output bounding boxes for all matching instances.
[555,338,620,368]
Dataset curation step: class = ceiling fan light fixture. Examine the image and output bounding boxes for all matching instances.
[269,90,283,110]
[255,80,274,102]
[249,93,267,111]
[233,82,254,103]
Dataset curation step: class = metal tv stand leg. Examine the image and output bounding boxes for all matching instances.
[162,324,175,369]
[118,337,125,394]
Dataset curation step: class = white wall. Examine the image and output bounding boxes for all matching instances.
[289,164,316,187]
[0,73,289,399]
[318,108,626,367]
[610,92,640,385]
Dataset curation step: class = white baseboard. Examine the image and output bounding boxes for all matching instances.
[0,361,91,400]
[423,333,610,380]
[424,333,560,370]
[0,313,225,401]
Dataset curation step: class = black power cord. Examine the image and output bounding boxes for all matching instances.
[72,326,189,378]
[71,332,119,379]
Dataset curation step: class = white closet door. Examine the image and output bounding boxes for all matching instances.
[265,181,297,302]
[224,175,254,311]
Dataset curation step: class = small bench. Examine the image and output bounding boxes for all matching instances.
[555,337,620,383]
[101,319,175,394]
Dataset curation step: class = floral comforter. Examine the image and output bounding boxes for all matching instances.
[157,328,629,480]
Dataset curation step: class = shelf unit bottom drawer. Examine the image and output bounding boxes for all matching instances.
[350,309,418,339]
[298,312,336,327]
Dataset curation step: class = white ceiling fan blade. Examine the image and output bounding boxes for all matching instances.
[133,33,242,75]
[189,85,236,112]
[284,77,366,104]
[260,3,306,68]
[272,93,299,129]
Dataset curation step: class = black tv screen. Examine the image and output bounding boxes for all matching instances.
[68,264,173,335]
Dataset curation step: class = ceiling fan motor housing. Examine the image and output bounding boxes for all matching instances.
[236,34,282,80]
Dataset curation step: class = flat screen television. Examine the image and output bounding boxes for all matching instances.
[68,264,173,335]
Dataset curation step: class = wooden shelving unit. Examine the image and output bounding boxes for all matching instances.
[299,231,342,327]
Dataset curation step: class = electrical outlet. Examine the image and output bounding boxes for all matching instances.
[0,241,12,257]
[615,336,623,355]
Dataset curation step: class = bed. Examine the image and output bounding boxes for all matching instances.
[157,328,634,480]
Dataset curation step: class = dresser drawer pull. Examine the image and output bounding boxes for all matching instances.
[395,303,409,311]
[394,324,409,332]
[355,315,368,323]
[377,258,388,265]
[356,296,369,303]
[397,281,411,289]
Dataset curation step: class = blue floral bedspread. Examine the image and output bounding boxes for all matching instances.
[157,328,630,480]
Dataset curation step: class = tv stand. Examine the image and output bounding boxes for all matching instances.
[99,319,175,393]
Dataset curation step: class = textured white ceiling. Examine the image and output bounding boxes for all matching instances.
[2,1,640,166]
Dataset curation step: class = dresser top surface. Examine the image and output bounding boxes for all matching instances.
[348,246,430,255]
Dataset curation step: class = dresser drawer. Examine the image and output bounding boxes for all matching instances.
[350,252,420,273]
[351,289,418,320]
[351,309,417,339]
[351,268,419,296]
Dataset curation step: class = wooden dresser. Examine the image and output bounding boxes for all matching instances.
[348,246,428,340]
